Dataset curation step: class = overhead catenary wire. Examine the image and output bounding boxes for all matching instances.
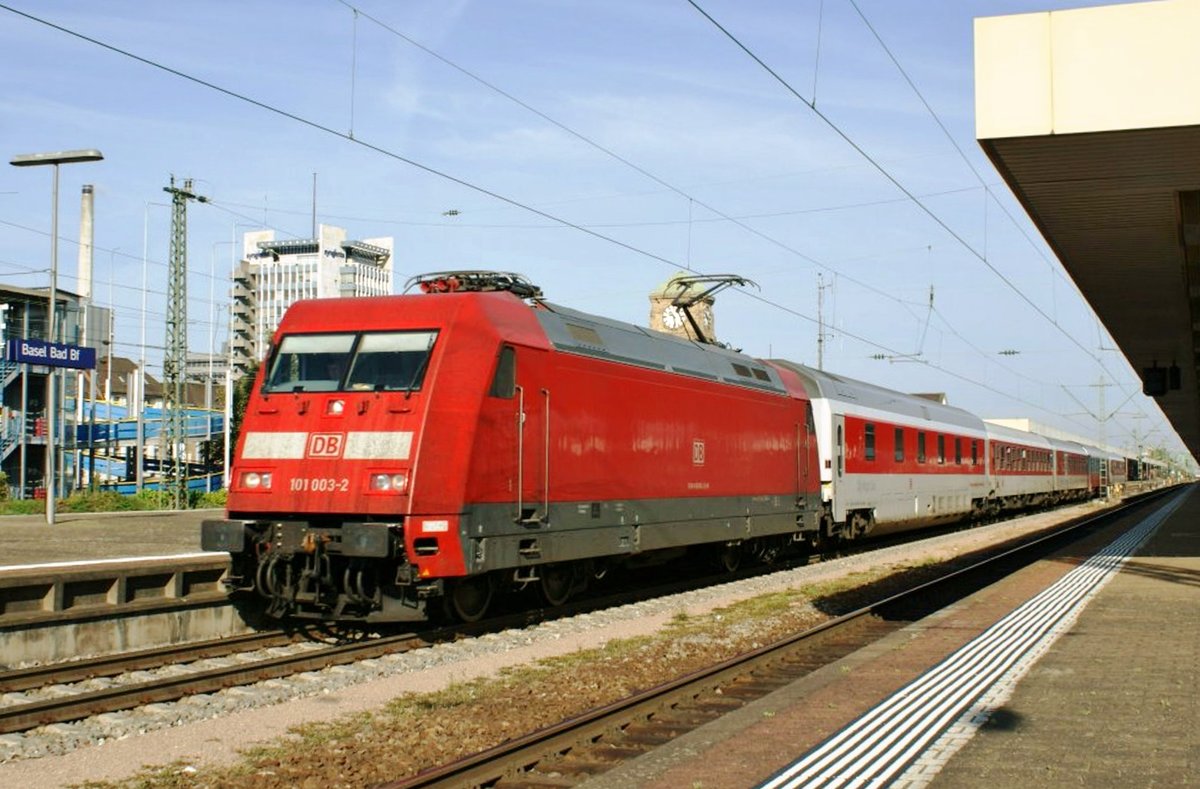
[205,186,983,232]
[0,3,1140,435]
[0,4,907,355]
[684,0,1118,380]
[843,0,1155,432]
[846,0,1123,366]
[330,0,949,318]
[330,0,1136,432]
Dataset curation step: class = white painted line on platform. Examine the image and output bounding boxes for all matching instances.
[0,552,217,574]
[757,489,1189,789]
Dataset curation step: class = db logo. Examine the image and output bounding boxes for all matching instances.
[307,433,345,458]
[692,440,706,466]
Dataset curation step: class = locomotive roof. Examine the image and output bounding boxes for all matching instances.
[768,360,983,430]
[534,302,788,394]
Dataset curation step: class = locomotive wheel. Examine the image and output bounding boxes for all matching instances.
[447,575,494,622]
[715,543,742,573]
[540,564,573,607]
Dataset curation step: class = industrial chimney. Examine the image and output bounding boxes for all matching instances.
[77,184,94,300]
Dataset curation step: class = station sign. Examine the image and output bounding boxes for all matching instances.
[5,338,96,370]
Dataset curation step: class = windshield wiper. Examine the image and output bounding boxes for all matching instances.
[404,337,437,400]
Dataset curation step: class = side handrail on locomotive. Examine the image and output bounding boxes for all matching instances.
[403,270,543,299]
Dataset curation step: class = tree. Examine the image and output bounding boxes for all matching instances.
[229,360,260,458]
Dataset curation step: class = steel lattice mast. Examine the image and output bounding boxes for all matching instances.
[162,177,205,508]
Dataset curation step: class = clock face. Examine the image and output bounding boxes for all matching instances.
[662,305,685,329]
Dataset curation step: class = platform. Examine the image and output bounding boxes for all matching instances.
[0,509,213,568]
[579,485,1199,788]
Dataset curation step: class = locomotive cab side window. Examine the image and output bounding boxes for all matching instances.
[489,346,516,398]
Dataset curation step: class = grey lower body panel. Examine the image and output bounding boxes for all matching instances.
[460,494,818,574]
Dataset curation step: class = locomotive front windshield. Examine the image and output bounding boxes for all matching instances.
[263,330,438,393]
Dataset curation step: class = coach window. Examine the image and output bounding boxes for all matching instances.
[937,434,945,464]
[894,427,905,462]
[955,437,962,464]
[488,345,516,398]
[864,423,876,461]
[972,440,979,466]
[917,431,926,463]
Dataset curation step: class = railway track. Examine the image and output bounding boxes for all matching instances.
[382,489,1174,789]
[0,630,296,694]
[0,494,1147,741]
[0,628,435,736]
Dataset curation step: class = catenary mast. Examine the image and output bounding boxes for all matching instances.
[163,177,205,508]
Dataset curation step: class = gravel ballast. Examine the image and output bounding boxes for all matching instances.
[0,503,1109,788]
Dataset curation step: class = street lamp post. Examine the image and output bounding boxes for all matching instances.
[10,149,104,524]
[208,241,234,493]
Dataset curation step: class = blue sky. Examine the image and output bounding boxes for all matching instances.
[0,0,1183,461]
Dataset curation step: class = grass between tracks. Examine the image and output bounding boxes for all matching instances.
[71,559,947,789]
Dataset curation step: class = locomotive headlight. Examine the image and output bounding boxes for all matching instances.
[241,471,273,490]
[369,472,408,494]
[326,399,345,415]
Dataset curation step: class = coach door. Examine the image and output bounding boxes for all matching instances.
[830,413,847,522]
[834,414,845,481]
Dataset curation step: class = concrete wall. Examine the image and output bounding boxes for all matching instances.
[3,603,255,667]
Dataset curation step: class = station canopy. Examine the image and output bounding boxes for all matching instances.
[975,0,1200,461]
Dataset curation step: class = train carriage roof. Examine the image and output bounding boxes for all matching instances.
[1043,435,1091,455]
[533,302,789,395]
[769,361,984,431]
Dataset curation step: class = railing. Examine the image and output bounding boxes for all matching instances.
[0,409,43,463]
[0,358,19,387]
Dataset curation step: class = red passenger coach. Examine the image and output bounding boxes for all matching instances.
[204,273,822,622]
[769,363,989,539]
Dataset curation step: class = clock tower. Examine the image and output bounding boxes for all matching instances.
[649,272,716,343]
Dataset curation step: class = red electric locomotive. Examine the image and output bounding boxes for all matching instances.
[203,272,823,622]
